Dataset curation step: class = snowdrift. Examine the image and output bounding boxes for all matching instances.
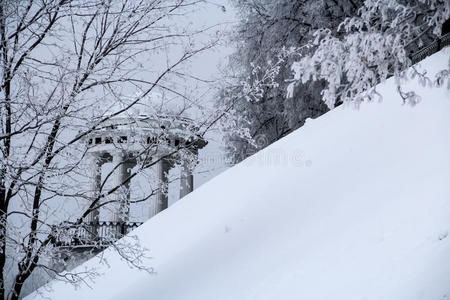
[28,50,450,300]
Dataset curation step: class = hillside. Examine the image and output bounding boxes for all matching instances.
[27,50,450,300]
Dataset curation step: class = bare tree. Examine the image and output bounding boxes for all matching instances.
[0,0,218,299]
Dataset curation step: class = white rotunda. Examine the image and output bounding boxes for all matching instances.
[53,99,207,250]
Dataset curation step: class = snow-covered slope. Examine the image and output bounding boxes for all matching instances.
[28,50,450,300]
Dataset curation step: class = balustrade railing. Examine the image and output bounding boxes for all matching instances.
[51,221,143,249]
[410,32,450,64]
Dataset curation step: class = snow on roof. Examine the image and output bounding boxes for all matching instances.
[102,91,191,118]
[28,49,450,300]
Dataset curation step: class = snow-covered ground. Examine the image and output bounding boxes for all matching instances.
[27,50,450,300]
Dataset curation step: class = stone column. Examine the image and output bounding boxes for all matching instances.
[179,161,194,199]
[84,153,102,241]
[85,154,101,224]
[112,152,132,224]
[150,158,170,218]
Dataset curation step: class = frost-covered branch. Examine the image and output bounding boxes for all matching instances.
[288,0,450,107]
